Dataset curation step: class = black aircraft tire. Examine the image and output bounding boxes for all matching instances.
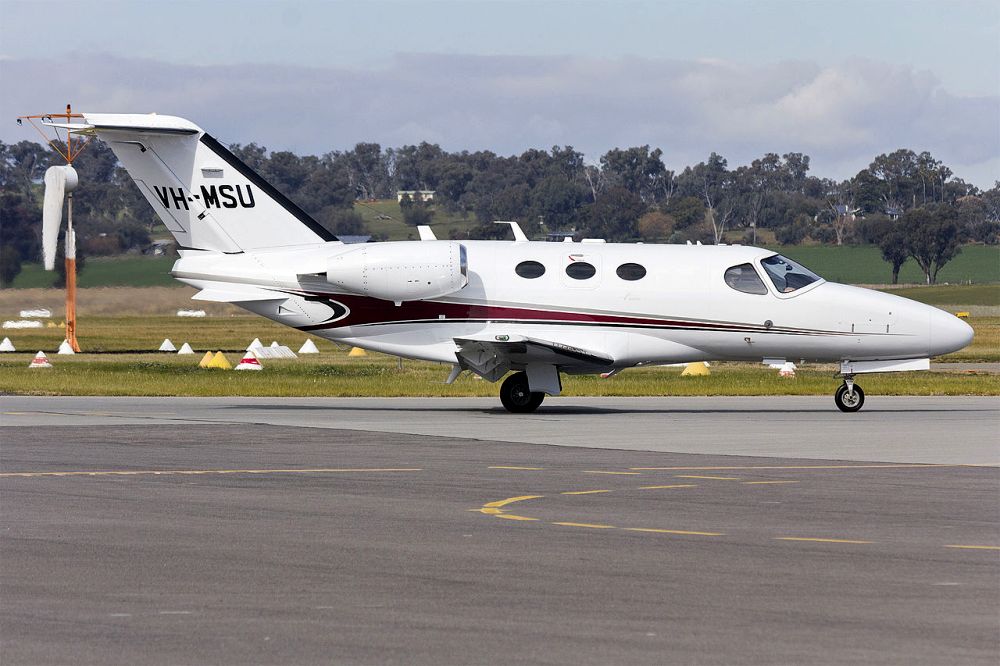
[834,383,865,412]
[500,372,545,413]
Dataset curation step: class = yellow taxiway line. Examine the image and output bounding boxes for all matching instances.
[0,468,422,478]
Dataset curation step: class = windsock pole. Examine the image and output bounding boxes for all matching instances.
[17,103,89,352]
[63,104,80,352]
[65,187,79,352]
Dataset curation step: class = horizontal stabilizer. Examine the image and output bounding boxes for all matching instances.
[192,288,287,303]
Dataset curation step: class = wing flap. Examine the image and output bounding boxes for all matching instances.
[454,334,614,382]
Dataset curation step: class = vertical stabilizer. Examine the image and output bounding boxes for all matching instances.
[83,113,335,252]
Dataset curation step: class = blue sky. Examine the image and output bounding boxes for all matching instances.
[2,0,998,185]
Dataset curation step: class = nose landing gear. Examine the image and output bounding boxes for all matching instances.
[834,375,865,412]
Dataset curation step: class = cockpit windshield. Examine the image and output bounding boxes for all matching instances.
[760,254,822,293]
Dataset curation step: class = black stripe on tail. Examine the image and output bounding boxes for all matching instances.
[199,133,337,242]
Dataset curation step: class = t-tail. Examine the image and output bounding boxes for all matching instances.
[80,113,336,252]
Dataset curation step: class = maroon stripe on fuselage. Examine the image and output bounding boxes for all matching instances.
[295,291,762,333]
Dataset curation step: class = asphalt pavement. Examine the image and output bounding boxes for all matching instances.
[1,406,997,665]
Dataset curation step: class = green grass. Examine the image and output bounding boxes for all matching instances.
[0,314,996,396]
[879,284,1000,307]
[10,256,179,289]
[354,199,479,241]
[9,314,995,360]
[1,354,996,397]
[6,238,997,290]
[774,245,999,285]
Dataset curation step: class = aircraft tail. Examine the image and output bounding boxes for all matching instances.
[82,113,335,252]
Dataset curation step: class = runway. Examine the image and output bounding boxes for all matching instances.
[1,397,998,664]
[2,395,998,463]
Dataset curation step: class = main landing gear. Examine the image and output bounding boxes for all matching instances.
[499,371,545,413]
[834,375,865,413]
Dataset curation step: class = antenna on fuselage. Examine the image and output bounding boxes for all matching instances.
[493,220,528,242]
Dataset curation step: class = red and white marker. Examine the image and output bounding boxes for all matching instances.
[234,350,263,371]
[29,351,52,369]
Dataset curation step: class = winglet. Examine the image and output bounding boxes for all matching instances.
[417,225,437,241]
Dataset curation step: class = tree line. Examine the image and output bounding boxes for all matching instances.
[2,137,997,287]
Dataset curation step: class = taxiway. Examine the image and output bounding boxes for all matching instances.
[1,397,997,664]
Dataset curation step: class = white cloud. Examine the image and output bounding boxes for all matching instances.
[1,53,996,186]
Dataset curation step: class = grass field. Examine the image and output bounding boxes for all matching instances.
[354,199,477,241]
[0,314,996,397]
[10,256,179,289]
[8,242,997,291]
[2,314,996,361]
[880,284,1000,307]
[774,244,999,285]
[1,353,997,398]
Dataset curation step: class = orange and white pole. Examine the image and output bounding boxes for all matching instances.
[65,192,79,352]
[63,103,80,352]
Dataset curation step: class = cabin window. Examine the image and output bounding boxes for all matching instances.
[616,263,647,281]
[565,261,597,280]
[761,254,821,293]
[724,263,768,295]
[515,260,546,279]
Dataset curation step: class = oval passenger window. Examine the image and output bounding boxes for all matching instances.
[565,261,597,280]
[514,260,546,279]
[616,263,646,281]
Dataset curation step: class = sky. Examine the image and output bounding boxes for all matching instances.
[1,0,998,186]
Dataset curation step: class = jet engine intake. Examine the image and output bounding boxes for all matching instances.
[326,241,468,303]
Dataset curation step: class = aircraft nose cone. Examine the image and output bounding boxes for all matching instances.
[929,308,974,356]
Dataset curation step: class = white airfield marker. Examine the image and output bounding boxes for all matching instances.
[29,351,52,368]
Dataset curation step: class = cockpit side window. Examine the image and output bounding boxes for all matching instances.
[724,263,768,295]
[761,254,821,293]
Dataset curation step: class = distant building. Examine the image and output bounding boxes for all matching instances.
[833,204,860,220]
[885,206,903,220]
[143,239,175,256]
[396,190,435,203]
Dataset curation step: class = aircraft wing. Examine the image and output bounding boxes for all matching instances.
[453,334,614,382]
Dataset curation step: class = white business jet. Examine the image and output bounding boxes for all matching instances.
[62,114,973,412]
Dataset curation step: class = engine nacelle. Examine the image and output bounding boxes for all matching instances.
[326,241,468,303]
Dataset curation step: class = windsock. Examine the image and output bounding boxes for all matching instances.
[29,351,52,368]
[235,350,263,371]
[42,165,78,270]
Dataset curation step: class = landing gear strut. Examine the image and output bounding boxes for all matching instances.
[834,375,865,413]
[499,372,545,413]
